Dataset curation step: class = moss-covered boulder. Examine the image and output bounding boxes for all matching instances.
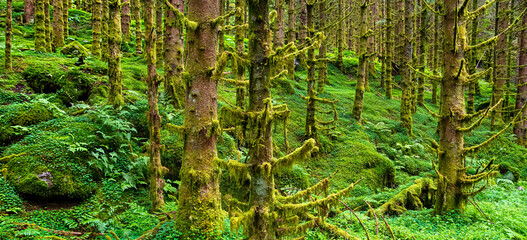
[2,119,98,199]
[61,41,90,57]
[0,101,54,146]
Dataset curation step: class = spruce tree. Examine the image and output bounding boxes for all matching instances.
[514,1,527,144]
[35,0,47,52]
[132,0,143,54]
[122,0,131,41]
[164,0,185,108]
[92,0,103,58]
[107,0,124,106]
[400,0,414,135]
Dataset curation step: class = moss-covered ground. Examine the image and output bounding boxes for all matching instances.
[1,2,527,239]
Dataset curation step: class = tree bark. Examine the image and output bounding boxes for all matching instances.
[174,0,222,237]
[385,0,393,99]
[24,0,35,24]
[466,0,479,114]
[352,0,369,123]
[122,0,131,41]
[305,0,317,139]
[286,0,296,79]
[108,0,124,106]
[491,0,510,128]
[164,0,185,108]
[514,1,527,144]
[63,0,70,38]
[45,0,51,52]
[5,0,12,73]
[35,0,47,52]
[317,0,327,93]
[155,0,163,67]
[235,0,246,109]
[143,0,164,212]
[92,0,103,59]
[53,0,65,48]
[400,0,413,135]
[102,0,110,61]
[132,0,143,54]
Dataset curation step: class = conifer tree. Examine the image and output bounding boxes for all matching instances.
[286,0,296,79]
[102,0,110,61]
[122,0,131,41]
[132,0,143,53]
[35,0,47,52]
[431,1,441,104]
[428,0,526,214]
[514,1,527,144]
[143,0,164,212]
[298,0,307,66]
[336,0,344,71]
[416,0,428,107]
[385,0,393,99]
[170,0,222,236]
[466,0,479,114]
[107,0,124,106]
[63,0,70,38]
[92,0,103,58]
[5,0,12,73]
[164,0,185,108]
[317,0,327,93]
[274,0,285,48]
[352,0,373,123]
[400,0,414,135]
[24,0,35,24]
[45,0,51,52]
[490,0,510,128]
[234,0,247,109]
[155,0,163,67]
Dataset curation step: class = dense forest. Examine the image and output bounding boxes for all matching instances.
[0,0,526,239]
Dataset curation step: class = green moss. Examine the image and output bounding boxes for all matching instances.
[0,102,55,146]
[0,177,23,213]
[60,40,91,57]
[275,165,310,190]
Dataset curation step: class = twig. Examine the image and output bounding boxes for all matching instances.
[468,197,493,224]
[363,201,379,239]
[377,212,396,240]
[340,200,371,240]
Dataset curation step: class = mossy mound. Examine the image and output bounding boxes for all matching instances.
[325,141,396,190]
[0,101,55,146]
[0,89,29,105]
[61,41,91,57]
[23,63,93,106]
[275,165,310,190]
[2,119,99,199]
[0,178,23,213]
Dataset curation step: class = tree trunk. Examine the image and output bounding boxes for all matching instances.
[132,0,143,54]
[143,0,164,212]
[122,0,131,41]
[491,0,510,128]
[235,0,246,109]
[63,0,69,38]
[102,0,109,61]
[164,0,185,108]
[5,0,12,73]
[417,0,427,107]
[305,0,317,140]
[431,1,441,104]
[336,0,344,71]
[174,0,222,237]
[385,0,393,99]
[297,0,307,67]
[466,0,479,114]
[514,1,527,144]
[155,0,163,67]
[274,0,285,48]
[247,0,274,238]
[35,0,47,52]
[108,0,124,106]
[92,0,103,59]
[352,0,369,123]
[53,0,65,48]
[24,0,35,24]
[286,0,296,79]
[45,0,51,52]
[400,0,413,135]
[317,0,327,93]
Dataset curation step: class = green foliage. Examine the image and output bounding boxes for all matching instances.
[0,89,29,105]
[0,177,23,213]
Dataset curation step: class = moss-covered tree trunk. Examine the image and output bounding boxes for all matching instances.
[246,0,274,238]
[155,0,163,67]
[305,0,317,140]
[5,0,12,73]
[45,0,51,52]
[218,0,225,54]
[102,0,110,61]
[400,0,413,135]
[352,0,369,123]
[274,0,285,48]
[235,0,246,108]
[142,0,164,212]
[431,1,441,104]
[385,0,393,99]
[63,0,69,38]
[24,0,35,24]
[336,0,344,71]
[490,0,510,128]
[174,0,222,236]
[514,1,527,144]
[164,0,184,108]
[53,0,65,48]
[122,0,131,41]
[286,0,296,79]
[108,0,124,106]
[132,0,143,54]
[92,0,102,59]
[35,0,47,52]
[416,0,427,107]
[317,0,327,93]
[466,0,479,114]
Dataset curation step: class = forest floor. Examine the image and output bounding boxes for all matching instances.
[1,2,527,240]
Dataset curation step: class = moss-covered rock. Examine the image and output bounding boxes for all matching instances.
[0,102,54,146]
[2,119,99,199]
[60,40,91,57]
